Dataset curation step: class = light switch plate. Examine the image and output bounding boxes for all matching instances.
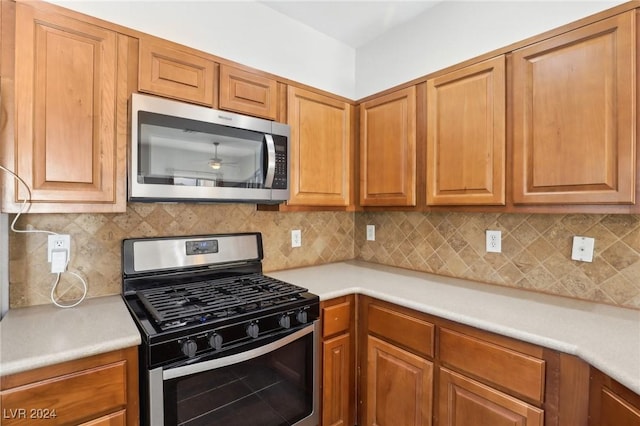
[291,230,302,248]
[571,236,595,262]
[366,225,375,241]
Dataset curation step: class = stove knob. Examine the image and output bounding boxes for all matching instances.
[181,339,198,358]
[296,309,308,324]
[246,322,260,339]
[279,314,291,329]
[209,333,223,350]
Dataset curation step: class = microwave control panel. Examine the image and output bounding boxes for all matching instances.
[272,135,288,189]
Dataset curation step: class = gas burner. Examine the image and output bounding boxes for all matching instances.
[135,273,310,331]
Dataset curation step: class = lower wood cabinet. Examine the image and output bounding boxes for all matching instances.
[589,367,640,426]
[0,347,139,425]
[366,335,433,426]
[322,294,639,426]
[439,367,543,426]
[358,297,435,426]
[321,295,356,426]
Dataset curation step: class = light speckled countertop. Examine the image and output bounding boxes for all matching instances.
[0,295,141,377]
[267,260,640,395]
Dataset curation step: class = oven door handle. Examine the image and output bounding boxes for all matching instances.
[164,321,317,380]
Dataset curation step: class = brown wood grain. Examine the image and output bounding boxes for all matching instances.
[427,55,506,206]
[219,64,278,119]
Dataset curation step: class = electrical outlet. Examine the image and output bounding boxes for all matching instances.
[571,236,595,262]
[291,230,302,248]
[486,230,501,253]
[47,234,70,262]
[366,225,375,241]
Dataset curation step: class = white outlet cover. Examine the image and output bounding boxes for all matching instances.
[366,225,375,241]
[571,236,595,262]
[47,234,71,262]
[485,230,502,253]
[291,230,302,248]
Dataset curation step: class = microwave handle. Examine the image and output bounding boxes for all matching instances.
[264,134,276,188]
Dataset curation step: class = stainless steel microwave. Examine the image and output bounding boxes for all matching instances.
[129,93,289,204]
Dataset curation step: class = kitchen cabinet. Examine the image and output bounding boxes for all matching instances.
[589,367,640,426]
[287,86,354,208]
[438,328,545,425]
[219,64,280,120]
[359,298,434,426]
[426,55,506,206]
[139,36,216,107]
[0,347,139,426]
[321,295,356,426]
[512,11,636,205]
[359,86,417,207]
[4,2,131,213]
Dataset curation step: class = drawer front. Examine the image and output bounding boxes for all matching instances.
[139,39,215,106]
[1,361,127,425]
[79,410,126,426]
[439,328,545,403]
[219,65,278,120]
[323,300,351,337]
[368,304,434,358]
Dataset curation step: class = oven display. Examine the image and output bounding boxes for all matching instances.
[185,239,219,255]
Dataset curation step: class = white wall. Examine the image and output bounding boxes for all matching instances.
[48,1,357,99]
[50,1,625,100]
[355,1,625,98]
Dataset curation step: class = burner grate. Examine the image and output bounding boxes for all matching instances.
[136,273,308,329]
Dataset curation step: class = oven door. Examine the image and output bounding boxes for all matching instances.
[147,322,319,426]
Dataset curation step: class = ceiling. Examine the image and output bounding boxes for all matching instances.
[260,1,442,48]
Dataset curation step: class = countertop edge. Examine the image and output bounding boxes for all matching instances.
[268,261,640,395]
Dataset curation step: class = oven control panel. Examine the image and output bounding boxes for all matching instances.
[186,239,219,255]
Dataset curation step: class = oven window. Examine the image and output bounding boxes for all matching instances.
[163,332,315,426]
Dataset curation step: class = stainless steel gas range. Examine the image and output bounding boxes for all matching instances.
[121,233,320,426]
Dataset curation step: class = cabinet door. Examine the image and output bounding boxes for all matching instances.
[365,335,433,426]
[439,368,543,426]
[360,86,417,206]
[323,333,352,426]
[14,3,126,212]
[219,64,278,120]
[512,11,636,205]
[589,368,640,426]
[427,56,505,205]
[139,37,215,106]
[288,86,353,207]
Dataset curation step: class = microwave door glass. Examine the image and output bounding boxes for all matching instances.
[138,112,266,189]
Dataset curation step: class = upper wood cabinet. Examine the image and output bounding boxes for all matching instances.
[287,86,353,207]
[8,2,129,213]
[426,55,506,206]
[360,86,417,207]
[219,64,279,120]
[138,37,216,107]
[512,11,636,205]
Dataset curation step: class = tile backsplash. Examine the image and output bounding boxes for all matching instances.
[7,205,640,310]
[356,212,640,309]
[8,203,354,308]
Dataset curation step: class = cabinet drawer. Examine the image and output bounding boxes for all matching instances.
[1,361,127,425]
[323,300,351,337]
[368,304,434,358]
[439,328,545,403]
